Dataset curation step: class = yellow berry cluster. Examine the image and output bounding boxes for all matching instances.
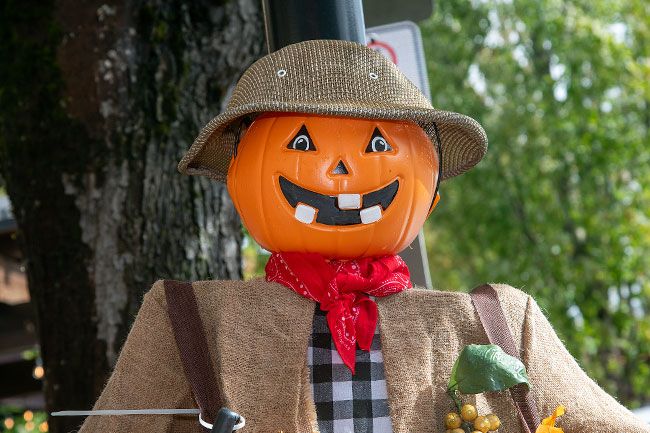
[444,404,501,433]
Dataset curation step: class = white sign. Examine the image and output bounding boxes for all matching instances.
[367,21,433,289]
[366,21,432,100]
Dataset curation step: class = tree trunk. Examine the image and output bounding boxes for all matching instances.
[0,1,263,431]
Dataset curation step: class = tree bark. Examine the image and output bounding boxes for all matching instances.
[0,1,263,431]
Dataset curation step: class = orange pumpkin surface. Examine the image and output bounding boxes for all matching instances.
[227,113,440,259]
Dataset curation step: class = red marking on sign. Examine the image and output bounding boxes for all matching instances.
[368,40,398,64]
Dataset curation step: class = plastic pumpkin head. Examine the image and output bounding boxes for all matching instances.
[227,112,440,259]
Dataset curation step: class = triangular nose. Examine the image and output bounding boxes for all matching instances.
[331,160,349,175]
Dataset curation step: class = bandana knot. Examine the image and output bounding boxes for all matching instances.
[265,252,412,373]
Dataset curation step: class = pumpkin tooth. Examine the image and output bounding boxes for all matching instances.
[359,205,382,224]
[337,194,361,210]
[294,203,316,224]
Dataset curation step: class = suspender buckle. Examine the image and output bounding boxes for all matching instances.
[199,407,245,432]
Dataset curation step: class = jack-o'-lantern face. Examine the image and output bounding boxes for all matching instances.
[227,113,440,259]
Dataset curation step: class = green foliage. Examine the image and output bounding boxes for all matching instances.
[421,0,650,407]
[448,344,530,395]
[242,230,269,280]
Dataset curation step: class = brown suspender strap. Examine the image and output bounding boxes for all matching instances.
[164,280,222,425]
[470,284,540,433]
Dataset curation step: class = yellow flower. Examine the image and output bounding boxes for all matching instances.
[535,405,566,433]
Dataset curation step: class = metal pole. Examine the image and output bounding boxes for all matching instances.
[262,0,366,53]
[261,0,432,288]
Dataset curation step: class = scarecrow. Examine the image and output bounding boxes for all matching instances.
[77,40,649,433]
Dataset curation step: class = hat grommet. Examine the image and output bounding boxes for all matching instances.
[369,72,379,80]
[277,68,287,77]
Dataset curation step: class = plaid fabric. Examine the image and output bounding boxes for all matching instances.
[308,306,393,433]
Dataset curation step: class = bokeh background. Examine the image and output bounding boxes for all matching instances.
[422,0,650,409]
[1,0,648,432]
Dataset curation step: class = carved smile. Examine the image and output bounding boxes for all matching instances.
[279,176,399,226]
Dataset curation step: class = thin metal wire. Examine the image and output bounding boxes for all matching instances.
[52,409,246,431]
[51,409,200,416]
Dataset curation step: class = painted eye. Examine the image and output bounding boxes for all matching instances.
[365,128,392,153]
[288,125,316,151]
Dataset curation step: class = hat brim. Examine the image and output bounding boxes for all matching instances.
[178,101,487,182]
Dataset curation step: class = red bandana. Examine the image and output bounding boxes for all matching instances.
[265,252,412,373]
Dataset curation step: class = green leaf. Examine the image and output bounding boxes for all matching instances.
[447,344,531,395]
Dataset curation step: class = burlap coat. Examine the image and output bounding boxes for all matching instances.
[78,279,649,433]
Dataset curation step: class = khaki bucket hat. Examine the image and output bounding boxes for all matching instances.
[178,39,487,182]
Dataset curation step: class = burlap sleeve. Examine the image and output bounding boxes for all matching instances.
[78,280,199,433]
[521,293,650,432]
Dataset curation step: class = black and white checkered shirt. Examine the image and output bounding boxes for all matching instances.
[308,306,393,433]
